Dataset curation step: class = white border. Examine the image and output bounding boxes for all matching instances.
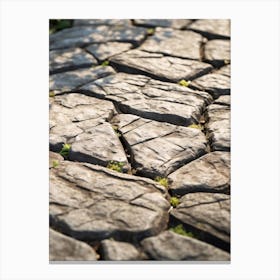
[0,0,279,279]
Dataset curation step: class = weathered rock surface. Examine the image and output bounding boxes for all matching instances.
[188,19,230,39]
[134,19,192,29]
[49,228,98,261]
[100,239,144,260]
[214,95,230,106]
[86,42,132,61]
[110,50,213,82]
[49,66,115,95]
[170,193,230,244]
[141,230,230,261]
[81,72,212,126]
[50,25,147,49]
[140,28,204,60]
[50,161,169,241]
[204,40,230,66]
[49,93,129,167]
[190,66,230,98]
[112,114,208,178]
[49,48,98,74]
[206,104,230,151]
[74,19,131,26]
[168,151,230,195]
[49,151,64,169]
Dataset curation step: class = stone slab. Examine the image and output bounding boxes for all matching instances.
[206,104,230,151]
[49,228,98,261]
[80,72,212,126]
[188,19,230,39]
[49,47,98,74]
[141,230,230,261]
[50,161,169,241]
[204,40,230,66]
[170,192,230,244]
[50,25,147,49]
[140,28,204,60]
[112,114,208,178]
[49,66,115,95]
[110,50,213,82]
[86,42,132,61]
[168,151,230,195]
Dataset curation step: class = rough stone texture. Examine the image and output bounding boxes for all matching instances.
[214,95,230,106]
[141,230,230,261]
[168,151,230,195]
[49,66,115,95]
[74,19,131,26]
[86,42,132,61]
[50,161,169,241]
[204,40,230,66]
[170,193,230,244]
[190,66,230,98]
[206,104,230,151]
[100,239,143,260]
[140,28,204,60]
[134,19,192,29]
[110,50,213,82]
[49,93,129,167]
[49,48,98,74]
[188,19,230,39]
[49,228,98,261]
[49,151,64,169]
[81,72,212,126]
[112,114,208,178]
[50,25,147,50]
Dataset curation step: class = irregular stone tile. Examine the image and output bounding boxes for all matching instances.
[81,72,212,126]
[49,161,170,241]
[49,66,115,95]
[190,67,230,99]
[170,193,230,244]
[168,151,230,195]
[49,151,64,169]
[134,19,192,29]
[204,40,230,66]
[50,25,147,49]
[49,228,98,261]
[206,104,230,151]
[112,114,208,178]
[214,95,230,106]
[74,19,131,26]
[110,50,213,82]
[86,42,132,61]
[49,48,98,74]
[188,19,230,39]
[100,239,143,260]
[141,230,230,261]
[216,64,230,77]
[49,93,129,167]
[140,28,204,60]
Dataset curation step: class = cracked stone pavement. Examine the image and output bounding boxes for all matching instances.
[49,19,231,261]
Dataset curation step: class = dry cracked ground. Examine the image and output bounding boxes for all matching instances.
[49,19,231,262]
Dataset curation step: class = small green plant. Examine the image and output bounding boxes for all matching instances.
[49,19,73,34]
[147,28,155,35]
[101,60,109,66]
[170,224,194,238]
[59,143,71,158]
[178,79,191,87]
[155,176,169,188]
[107,161,125,173]
[112,125,121,137]
[49,91,55,97]
[52,160,59,168]
[170,196,180,208]
[188,123,203,130]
